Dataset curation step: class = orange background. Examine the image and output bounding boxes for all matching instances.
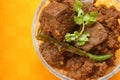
[0,0,120,80]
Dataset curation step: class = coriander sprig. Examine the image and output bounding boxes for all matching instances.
[65,0,98,46]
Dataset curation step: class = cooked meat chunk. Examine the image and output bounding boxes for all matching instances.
[40,42,65,68]
[78,22,108,51]
[94,62,108,77]
[65,57,108,80]
[97,5,120,30]
[43,1,67,18]
[92,6,120,54]
[49,0,63,2]
[63,0,75,8]
[83,3,96,13]
[40,1,75,41]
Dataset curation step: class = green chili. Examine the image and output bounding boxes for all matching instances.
[36,34,113,61]
[86,53,113,61]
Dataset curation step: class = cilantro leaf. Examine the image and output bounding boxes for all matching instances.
[78,9,84,17]
[83,13,98,25]
[90,11,98,17]
[74,0,83,12]
[74,16,84,25]
[65,31,90,46]
[74,0,98,26]
[77,32,90,46]
[65,31,79,42]
[83,13,91,25]
[65,0,98,46]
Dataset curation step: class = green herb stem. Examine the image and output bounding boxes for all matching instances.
[77,23,85,38]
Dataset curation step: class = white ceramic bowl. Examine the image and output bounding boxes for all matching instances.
[32,0,120,80]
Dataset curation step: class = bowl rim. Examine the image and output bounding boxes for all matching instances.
[32,0,120,80]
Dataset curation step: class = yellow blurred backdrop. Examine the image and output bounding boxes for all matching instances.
[0,0,120,80]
